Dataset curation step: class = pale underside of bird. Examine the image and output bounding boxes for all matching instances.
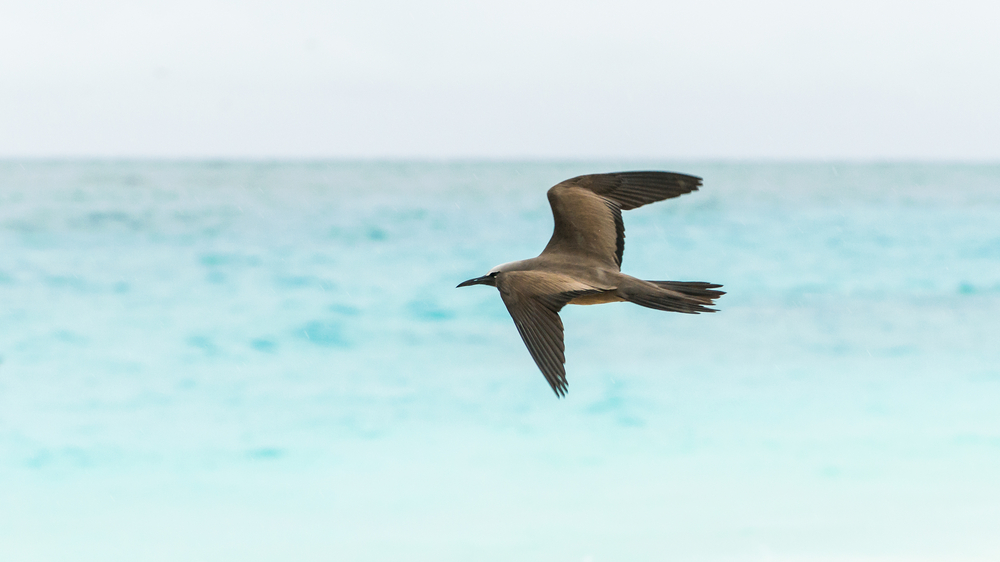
[458,171,724,397]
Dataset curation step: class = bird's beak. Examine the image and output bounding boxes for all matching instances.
[457,275,493,288]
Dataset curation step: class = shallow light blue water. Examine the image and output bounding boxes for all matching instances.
[1,161,999,561]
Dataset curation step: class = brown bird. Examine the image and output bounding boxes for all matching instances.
[457,171,723,397]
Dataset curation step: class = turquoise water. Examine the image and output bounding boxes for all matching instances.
[1,161,999,561]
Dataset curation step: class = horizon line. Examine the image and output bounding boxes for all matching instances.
[3,156,999,165]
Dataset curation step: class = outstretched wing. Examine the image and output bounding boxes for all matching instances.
[496,271,602,397]
[541,171,702,269]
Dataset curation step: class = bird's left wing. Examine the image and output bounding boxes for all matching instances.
[542,171,702,269]
[496,271,602,397]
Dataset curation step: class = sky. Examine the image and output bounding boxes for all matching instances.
[1,0,998,160]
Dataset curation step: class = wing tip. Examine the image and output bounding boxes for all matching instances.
[550,380,568,398]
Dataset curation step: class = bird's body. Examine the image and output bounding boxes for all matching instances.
[458,171,723,397]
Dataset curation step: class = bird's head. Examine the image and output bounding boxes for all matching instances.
[457,260,529,288]
[456,269,499,288]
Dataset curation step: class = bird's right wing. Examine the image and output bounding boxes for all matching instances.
[541,171,702,269]
[496,271,602,397]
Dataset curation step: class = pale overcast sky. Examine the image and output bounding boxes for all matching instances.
[1,0,998,159]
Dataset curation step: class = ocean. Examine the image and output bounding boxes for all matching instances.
[1,161,999,561]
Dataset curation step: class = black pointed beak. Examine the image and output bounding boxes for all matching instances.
[457,275,493,288]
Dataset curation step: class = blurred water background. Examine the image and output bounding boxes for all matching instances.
[1,161,999,561]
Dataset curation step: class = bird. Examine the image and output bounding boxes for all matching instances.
[457,171,723,397]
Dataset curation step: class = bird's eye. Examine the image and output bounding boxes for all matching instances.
[489,272,499,277]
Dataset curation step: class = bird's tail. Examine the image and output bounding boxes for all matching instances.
[648,281,725,304]
[618,279,724,314]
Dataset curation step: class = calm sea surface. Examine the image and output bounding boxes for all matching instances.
[1,161,999,561]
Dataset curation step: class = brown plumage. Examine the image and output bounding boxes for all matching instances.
[458,171,723,397]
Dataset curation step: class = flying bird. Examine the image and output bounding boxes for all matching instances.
[457,171,723,397]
